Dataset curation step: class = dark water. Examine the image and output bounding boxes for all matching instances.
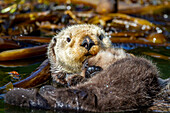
[128,46,170,79]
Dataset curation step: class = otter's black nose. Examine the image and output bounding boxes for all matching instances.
[81,36,95,51]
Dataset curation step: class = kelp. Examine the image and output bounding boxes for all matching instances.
[49,0,99,8]
[110,32,144,37]
[110,32,168,45]
[0,38,21,50]
[110,37,170,47]
[119,2,170,15]
[0,45,47,61]
[13,59,50,88]
[0,56,45,67]
[0,36,51,43]
[146,33,167,44]
[0,5,169,61]
[1,0,25,13]
[6,12,59,36]
[88,13,156,29]
[0,59,50,93]
[0,1,169,62]
[65,10,83,24]
[143,52,170,60]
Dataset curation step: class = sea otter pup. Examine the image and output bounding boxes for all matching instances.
[5,48,161,112]
[81,48,133,78]
[47,24,112,86]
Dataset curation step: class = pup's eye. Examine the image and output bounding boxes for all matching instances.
[99,34,104,40]
[66,37,71,42]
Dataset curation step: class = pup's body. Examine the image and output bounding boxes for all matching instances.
[5,49,160,112]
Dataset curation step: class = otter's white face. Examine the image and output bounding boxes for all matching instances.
[48,24,111,73]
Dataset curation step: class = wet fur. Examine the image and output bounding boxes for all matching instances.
[5,55,160,112]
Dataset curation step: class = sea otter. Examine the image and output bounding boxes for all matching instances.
[47,24,112,86]
[5,48,161,112]
[4,24,165,112]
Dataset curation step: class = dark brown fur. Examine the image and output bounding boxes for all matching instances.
[5,57,160,112]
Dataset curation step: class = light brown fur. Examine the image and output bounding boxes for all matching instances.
[47,24,112,86]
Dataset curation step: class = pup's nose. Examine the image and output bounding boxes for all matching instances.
[81,36,95,51]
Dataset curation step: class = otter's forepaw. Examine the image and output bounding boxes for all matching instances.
[67,75,84,86]
[51,72,68,87]
[85,66,102,78]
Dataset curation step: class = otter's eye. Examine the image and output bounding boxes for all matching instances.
[99,34,104,40]
[66,37,71,42]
